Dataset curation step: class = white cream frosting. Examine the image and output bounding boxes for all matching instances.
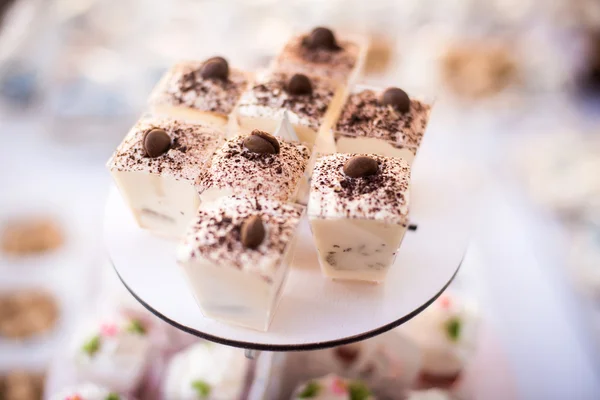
[163,342,250,400]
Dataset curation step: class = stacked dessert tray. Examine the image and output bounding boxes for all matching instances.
[104,26,472,352]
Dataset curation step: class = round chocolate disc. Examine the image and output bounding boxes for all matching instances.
[241,215,265,249]
[305,27,340,50]
[381,87,410,113]
[143,129,171,158]
[343,156,379,178]
[200,58,229,80]
[287,74,313,96]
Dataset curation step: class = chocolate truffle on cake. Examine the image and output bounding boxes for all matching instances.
[333,86,432,163]
[149,57,251,128]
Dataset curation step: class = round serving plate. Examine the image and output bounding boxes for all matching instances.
[104,150,473,351]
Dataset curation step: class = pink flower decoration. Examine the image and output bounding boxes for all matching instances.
[66,395,83,400]
[100,323,118,337]
[439,295,451,309]
[330,377,347,394]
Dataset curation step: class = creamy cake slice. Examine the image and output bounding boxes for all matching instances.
[107,116,223,238]
[334,86,432,164]
[149,57,251,128]
[308,154,410,282]
[196,130,311,204]
[177,195,305,331]
[235,70,345,146]
[273,27,368,85]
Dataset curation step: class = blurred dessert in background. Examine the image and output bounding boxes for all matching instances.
[0,371,44,400]
[236,70,345,146]
[364,34,394,76]
[302,330,422,398]
[196,130,310,204]
[1,217,63,256]
[0,290,58,340]
[107,116,224,239]
[309,154,410,283]
[333,86,431,163]
[149,57,251,129]
[290,374,374,400]
[177,195,304,331]
[273,27,368,85]
[441,42,518,99]
[400,293,480,389]
[49,382,130,400]
[68,316,150,395]
[162,341,252,400]
[405,388,455,400]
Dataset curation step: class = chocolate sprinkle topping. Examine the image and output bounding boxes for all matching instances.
[237,71,335,131]
[335,89,431,151]
[197,135,311,203]
[308,153,410,224]
[107,117,223,181]
[178,196,304,281]
[274,34,360,82]
[149,61,249,115]
[240,215,266,249]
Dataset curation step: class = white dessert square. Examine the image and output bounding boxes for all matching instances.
[70,316,150,394]
[163,342,252,400]
[308,154,410,283]
[107,116,223,238]
[235,70,345,146]
[196,130,311,204]
[334,86,432,164]
[177,195,305,331]
[148,58,251,128]
[273,27,368,85]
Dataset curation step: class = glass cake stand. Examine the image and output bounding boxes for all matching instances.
[104,150,473,352]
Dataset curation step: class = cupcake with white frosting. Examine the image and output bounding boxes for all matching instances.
[400,293,480,387]
[163,342,251,399]
[290,374,375,400]
[69,316,151,394]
